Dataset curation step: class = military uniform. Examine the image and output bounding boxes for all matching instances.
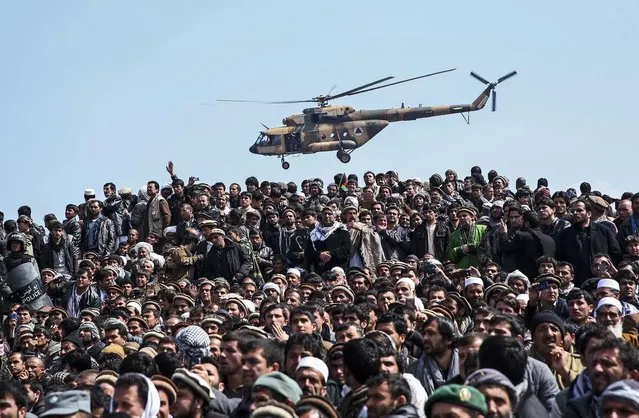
[164,246,202,282]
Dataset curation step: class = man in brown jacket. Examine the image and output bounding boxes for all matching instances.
[143,180,171,239]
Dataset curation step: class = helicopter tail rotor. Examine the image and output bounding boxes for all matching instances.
[470,70,517,111]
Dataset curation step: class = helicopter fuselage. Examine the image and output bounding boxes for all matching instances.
[249,91,488,157]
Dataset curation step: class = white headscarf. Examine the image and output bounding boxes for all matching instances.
[110,373,160,418]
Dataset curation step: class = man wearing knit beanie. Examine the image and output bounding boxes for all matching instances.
[78,322,105,359]
[529,311,583,389]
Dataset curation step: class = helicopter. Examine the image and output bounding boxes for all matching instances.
[217,69,517,169]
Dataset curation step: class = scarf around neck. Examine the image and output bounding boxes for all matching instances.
[310,222,345,242]
[415,349,459,396]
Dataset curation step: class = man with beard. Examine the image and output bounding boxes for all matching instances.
[78,321,105,359]
[287,210,314,267]
[478,201,506,266]
[172,368,216,418]
[553,337,638,418]
[595,278,639,316]
[499,211,556,279]
[448,206,487,268]
[305,207,351,275]
[277,208,298,257]
[102,182,125,242]
[556,199,621,287]
[528,312,583,389]
[81,200,116,257]
[342,205,385,272]
[167,178,187,227]
[411,204,451,261]
[465,368,518,418]
[365,373,418,418]
[40,221,78,280]
[464,277,485,310]
[260,210,280,252]
[143,180,171,239]
[595,297,625,338]
[378,206,410,261]
[407,317,459,397]
[175,203,197,245]
[202,229,252,282]
[219,332,245,399]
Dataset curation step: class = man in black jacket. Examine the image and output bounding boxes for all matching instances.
[305,207,351,275]
[617,192,639,245]
[500,211,555,280]
[54,267,101,318]
[410,204,450,261]
[40,221,79,279]
[202,228,252,283]
[556,199,622,287]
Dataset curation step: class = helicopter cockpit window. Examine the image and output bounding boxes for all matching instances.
[256,132,269,145]
[268,135,282,146]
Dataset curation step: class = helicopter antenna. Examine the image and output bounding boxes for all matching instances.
[470,70,517,111]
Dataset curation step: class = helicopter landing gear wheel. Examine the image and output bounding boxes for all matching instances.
[337,151,351,164]
[281,160,290,170]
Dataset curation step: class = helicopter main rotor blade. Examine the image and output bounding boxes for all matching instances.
[470,72,491,85]
[215,99,315,104]
[497,71,517,84]
[324,76,394,101]
[343,68,457,96]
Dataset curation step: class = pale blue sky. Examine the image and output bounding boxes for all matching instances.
[1,1,637,221]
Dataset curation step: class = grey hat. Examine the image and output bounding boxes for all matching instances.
[254,372,303,404]
[601,379,639,410]
[172,368,214,401]
[465,368,518,405]
[40,390,91,417]
[79,321,100,340]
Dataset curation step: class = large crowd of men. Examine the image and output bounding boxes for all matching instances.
[2,162,639,418]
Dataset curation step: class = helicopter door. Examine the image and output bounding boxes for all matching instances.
[285,132,301,153]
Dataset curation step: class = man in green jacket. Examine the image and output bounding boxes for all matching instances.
[447,206,487,268]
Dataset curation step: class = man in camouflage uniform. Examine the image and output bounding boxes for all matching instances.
[164,234,203,282]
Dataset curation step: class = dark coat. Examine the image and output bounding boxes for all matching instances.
[540,217,571,240]
[40,238,79,276]
[80,215,116,256]
[305,227,351,275]
[618,216,637,246]
[499,228,555,279]
[102,195,125,236]
[379,226,411,261]
[410,221,450,261]
[202,239,252,281]
[63,218,82,252]
[287,228,308,267]
[556,222,622,286]
[60,283,101,312]
[385,404,419,418]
